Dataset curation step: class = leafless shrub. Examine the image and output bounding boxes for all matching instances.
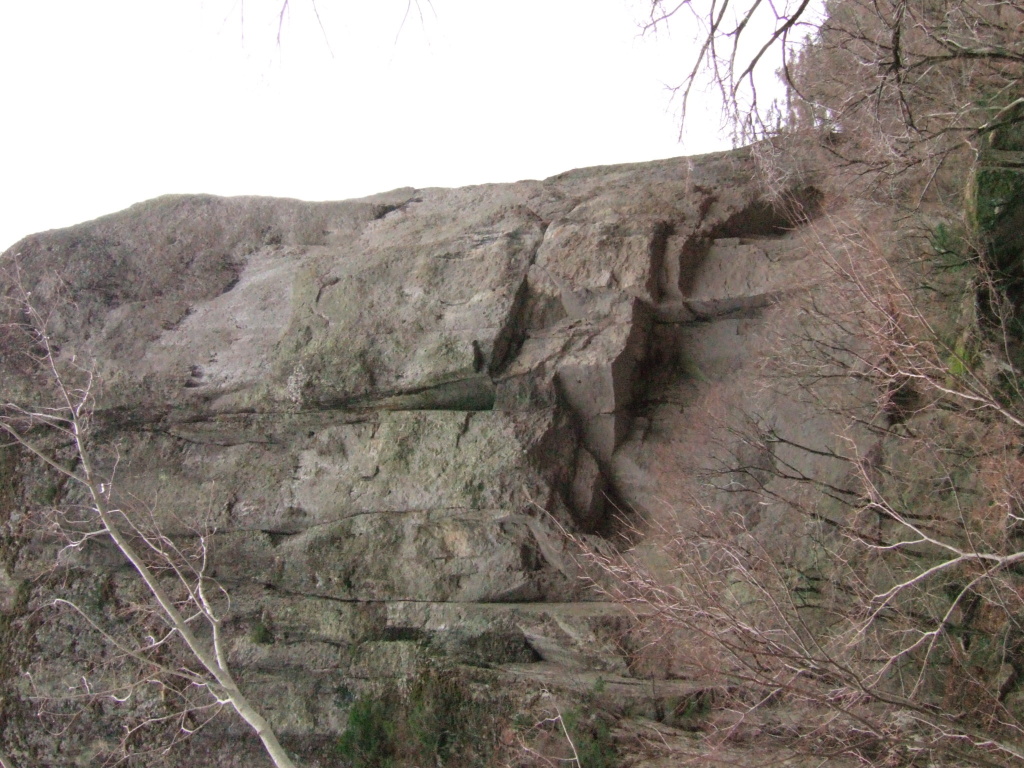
[577,205,1024,765]
[0,273,297,767]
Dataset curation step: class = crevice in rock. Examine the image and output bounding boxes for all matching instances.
[554,299,652,470]
[262,530,295,547]
[382,626,428,642]
[343,374,496,412]
[487,221,547,377]
[300,373,497,414]
[710,188,823,239]
[648,221,673,304]
[657,224,684,307]
[454,412,473,449]
[314,276,340,305]
[218,272,241,296]
[488,273,532,377]
[371,195,423,221]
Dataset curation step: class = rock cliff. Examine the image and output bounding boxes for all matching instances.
[0,149,829,766]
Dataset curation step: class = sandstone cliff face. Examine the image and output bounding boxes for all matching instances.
[0,150,829,766]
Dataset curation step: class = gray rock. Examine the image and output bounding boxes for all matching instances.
[0,148,830,766]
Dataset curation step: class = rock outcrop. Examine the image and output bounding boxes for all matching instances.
[0,149,827,766]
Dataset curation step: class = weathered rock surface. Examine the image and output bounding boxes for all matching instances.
[0,149,828,766]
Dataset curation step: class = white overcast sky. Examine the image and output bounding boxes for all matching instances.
[1,0,737,252]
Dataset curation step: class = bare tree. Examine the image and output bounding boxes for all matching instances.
[0,279,297,767]
[644,0,822,142]
[649,0,1023,206]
